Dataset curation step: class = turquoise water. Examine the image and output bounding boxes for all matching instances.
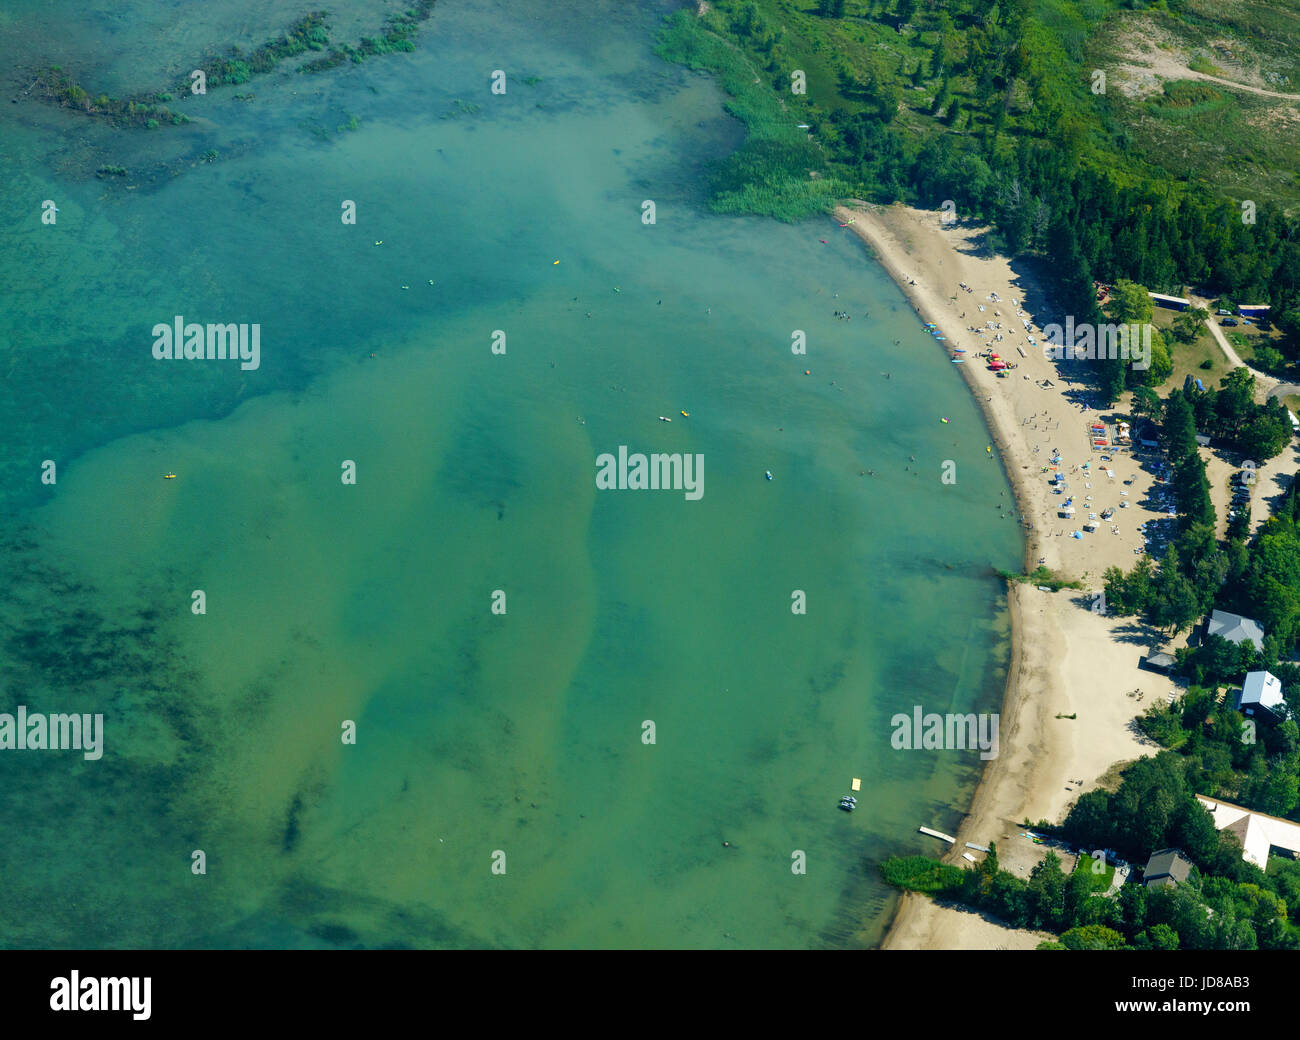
[0,0,1021,948]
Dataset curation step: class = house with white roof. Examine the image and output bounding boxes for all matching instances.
[1237,670,1286,721]
[1196,796,1300,869]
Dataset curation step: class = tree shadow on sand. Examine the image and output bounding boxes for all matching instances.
[1065,591,1172,651]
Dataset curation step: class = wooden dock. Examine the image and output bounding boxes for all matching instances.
[919,826,956,844]
[965,842,990,852]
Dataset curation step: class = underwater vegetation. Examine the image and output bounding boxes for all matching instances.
[34,3,439,130]
[36,66,189,129]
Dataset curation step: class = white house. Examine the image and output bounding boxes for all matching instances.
[1196,796,1300,869]
[1238,670,1285,719]
[1148,292,1191,311]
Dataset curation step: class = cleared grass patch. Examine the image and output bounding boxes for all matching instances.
[1151,309,1223,389]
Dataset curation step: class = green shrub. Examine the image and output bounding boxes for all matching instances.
[879,856,965,894]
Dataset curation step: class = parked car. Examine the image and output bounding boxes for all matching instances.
[1217,308,1233,316]
[1221,318,1239,326]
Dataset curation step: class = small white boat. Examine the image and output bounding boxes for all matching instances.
[658,416,672,422]
[764,470,773,481]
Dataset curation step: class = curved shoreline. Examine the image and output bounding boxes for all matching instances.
[835,202,1166,949]
[834,203,1043,573]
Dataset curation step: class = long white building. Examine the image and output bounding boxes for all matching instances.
[1196,795,1300,868]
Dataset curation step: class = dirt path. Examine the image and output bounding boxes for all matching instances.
[1119,47,1300,101]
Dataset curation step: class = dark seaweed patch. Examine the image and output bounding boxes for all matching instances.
[283,794,303,853]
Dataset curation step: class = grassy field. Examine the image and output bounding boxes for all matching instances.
[1152,308,1224,390]
[1120,84,1300,209]
[1178,0,1300,88]
[1087,2,1300,210]
[1070,854,1116,892]
[676,0,1300,215]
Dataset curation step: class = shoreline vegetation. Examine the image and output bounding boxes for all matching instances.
[655,14,849,220]
[31,3,437,130]
[659,1,1300,949]
[993,565,1081,592]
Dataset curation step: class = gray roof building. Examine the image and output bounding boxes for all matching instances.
[1207,610,1265,652]
[1142,652,1177,674]
[1143,848,1194,889]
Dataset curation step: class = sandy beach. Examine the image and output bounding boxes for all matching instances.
[837,203,1181,949]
